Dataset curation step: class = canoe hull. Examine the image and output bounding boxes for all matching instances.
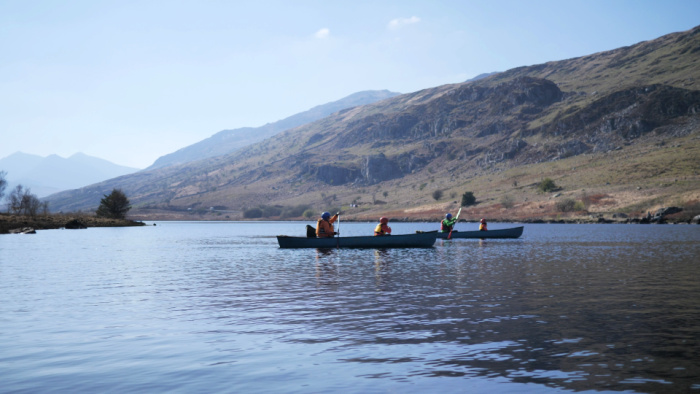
[436,226,524,239]
[277,232,438,248]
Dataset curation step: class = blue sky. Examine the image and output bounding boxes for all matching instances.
[1,0,699,168]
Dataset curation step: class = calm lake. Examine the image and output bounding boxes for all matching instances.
[1,221,699,393]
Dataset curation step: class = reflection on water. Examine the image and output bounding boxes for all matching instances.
[374,249,392,289]
[315,249,340,286]
[1,222,699,393]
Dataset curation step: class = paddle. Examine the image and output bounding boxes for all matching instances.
[336,212,340,249]
[447,207,462,240]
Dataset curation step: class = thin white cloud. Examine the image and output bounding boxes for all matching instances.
[315,28,330,39]
[388,16,420,30]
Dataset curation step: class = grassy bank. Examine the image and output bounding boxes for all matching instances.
[0,213,146,234]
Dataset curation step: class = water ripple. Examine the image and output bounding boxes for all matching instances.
[1,222,699,392]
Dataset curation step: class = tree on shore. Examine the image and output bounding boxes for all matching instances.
[96,189,131,219]
[7,184,42,216]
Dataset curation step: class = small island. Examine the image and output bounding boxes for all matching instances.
[0,213,146,234]
[0,187,145,234]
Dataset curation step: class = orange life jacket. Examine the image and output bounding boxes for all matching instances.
[316,214,338,238]
[479,223,487,231]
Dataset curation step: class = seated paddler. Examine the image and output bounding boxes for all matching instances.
[479,218,488,231]
[316,211,339,238]
[374,217,392,236]
[441,213,457,233]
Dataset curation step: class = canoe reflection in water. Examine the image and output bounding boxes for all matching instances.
[374,249,393,288]
[315,249,339,286]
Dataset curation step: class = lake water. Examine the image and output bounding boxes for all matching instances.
[1,221,699,393]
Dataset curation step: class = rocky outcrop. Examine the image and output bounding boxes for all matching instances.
[308,153,409,185]
[490,76,563,113]
[544,85,700,142]
[556,139,591,159]
[478,138,529,165]
[394,152,430,174]
[649,206,683,223]
[314,165,360,185]
[362,154,403,185]
[8,227,36,234]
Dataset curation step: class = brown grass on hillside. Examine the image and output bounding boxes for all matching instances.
[582,193,614,206]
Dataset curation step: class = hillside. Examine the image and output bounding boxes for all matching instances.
[148,90,400,169]
[45,26,700,224]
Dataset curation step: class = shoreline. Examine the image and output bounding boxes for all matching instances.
[127,204,699,225]
[0,214,146,234]
[129,210,698,225]
[2,213,696,234]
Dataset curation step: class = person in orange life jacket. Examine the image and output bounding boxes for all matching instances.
[316,211,339,238]
[374,217,392,236]
[441,213,458,232]
[479,218,488,231]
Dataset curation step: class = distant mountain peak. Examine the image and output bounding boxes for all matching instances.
[2,151,41,160]
[0,153,140,198]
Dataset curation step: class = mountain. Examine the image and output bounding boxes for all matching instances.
[148,90,401,170]
[45,26,700,223]
[466,72,499,82]
[0,152,140,198]
[0,152,45,177]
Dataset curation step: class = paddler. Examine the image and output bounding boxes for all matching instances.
[479,218,488,231]
[374,217,392,236]
[316,211,339,238]
[441,213,458,233]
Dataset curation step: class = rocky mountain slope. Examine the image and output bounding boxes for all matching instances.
[45,26,700,223]
[148,90,400,169]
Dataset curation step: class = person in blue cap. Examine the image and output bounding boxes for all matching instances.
[441,213,458,233]
[316,211,339,238]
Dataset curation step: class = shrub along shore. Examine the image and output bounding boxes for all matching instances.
[0,213,146,234]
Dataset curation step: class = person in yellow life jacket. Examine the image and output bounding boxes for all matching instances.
[479,218,488,231]
[316,211,338,238]
[441,213,457,232]
[374,217,392,236]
